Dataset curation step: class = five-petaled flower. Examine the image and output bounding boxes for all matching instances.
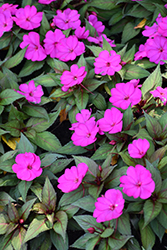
[57,163,88,193]
[93,189,125,223]
[120,165,155,199]
[150,86,167,105]
[17,80,44,104]
[60,64,87,92]
[12,152,42,181]
[128,138,150,158]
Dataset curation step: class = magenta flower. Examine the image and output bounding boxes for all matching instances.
[94,50,122,76]
[158,16,167,37]
[75,26,89,39]
[38,0,55,4]
[150,86,167,105]
[142,23,159,38]
[60,64,87,92]
[98,108,123,134]
[12,5,43,30]
[128,138,150,159]
[20,32,47,61]
[0,3,18,15]
[57,163,88,193]
[43,29,65,58]
[70,109,91,130]
[145,35,167,65]
[88,14,105,35]
[71,117,99,147]
[53,8,81,30]
[0,11,13,38]
[120,165,155,199]
[87,34,115,48]
[134,44,147,61]
[56,35,85,62]
[17,80,44,104]
[12,152,42,181]
[93,189,125,223]
[109,81,142,110]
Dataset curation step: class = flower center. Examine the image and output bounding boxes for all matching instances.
[124,96,129,100]
[34,45,38,51]
[136,181,142,187]
[3,23,7,27]
[109,204,117,211]
[27,165,32,170]
[65,19,69,24]
[139,151,144,155]
[74,178,79,183]
[86,133,91,138]
[106,62,110,67]
[73,76,77,80]
[26,17,30,21]
[159,47,163,53]
[29,91,33,97]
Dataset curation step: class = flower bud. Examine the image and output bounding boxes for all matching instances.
[87,227,95,234]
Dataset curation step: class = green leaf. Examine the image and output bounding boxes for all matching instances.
[105,167,128,189]
[3,47,27,69]
[122,44,136,63]
[74,90,89,111]
[139,219,155,250]
[30,183,43,202]
[0,192,15,206]
[11,228,26,250]
[123,105,134,129]
[122,22,140,43]
[18,60,44,77]
[117,213,131,235]
[18,181,32,203]
[141,64,162,100]
[146,160,162,193]
[50,230,68,250]
[143,200,162,228]
[74,215,103,232]
[26,110,60,133]
[53,211,68,241]
[34,73,58,87]
[0,89,22,105]
[73,156,98,177]
[0,150,18,163]
[31,131,61,152]
[40,12,50,36]
[0,175,19,187]
[9,105,28,122]
[86,235,101,250]
[100,228,114,238]
[59,185,88,207]
[126,238,141,250]
[42,177,56,211]
[90,92,107,110]
[48,158,73,174]
[46,57,69,72]
[57,141,89,155]
[17,133,34,154]
[91,144,113,160]
[24,218,50,243]
[157,204,167,228]
[19,198,36,221]
[90,0,117,10]
[88,183,104,200]
[150,218,165,242]
[22,105,49,120]
[0,214,9,234]
[72,195,96,213]
[86,45,103,57]
[123,64,150,80]
[119,152,136,166]
[144,112,162,138]
[108,234,132,250]
[8,202,19,223]
[71,233,95,249]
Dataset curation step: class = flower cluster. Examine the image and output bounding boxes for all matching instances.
[134,13,167,65]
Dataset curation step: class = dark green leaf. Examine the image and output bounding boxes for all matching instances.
[72,195,96,213]
[19,198,36,221]
[0,89,22,105]
[18,60,44,77]
[53,211,68,241]
[3,47,27,69]
[17,133,34,154]
[42,177,56,211]
[117,213,131,235]
[74,215,103,232]
[139,219,155,250]
[50,230,69,250]
[143,200,162,227]
[18,180,32,203]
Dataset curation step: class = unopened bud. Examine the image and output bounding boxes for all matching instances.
[91,11,97,16]
[50,22,56,29]
[87,227,95,234]
[109,140,116,145]
[98,165,102,172]
[19,219,24,224]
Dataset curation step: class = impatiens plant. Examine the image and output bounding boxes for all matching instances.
[1,0,167,249]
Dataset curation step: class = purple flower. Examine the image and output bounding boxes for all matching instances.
[109,81,142,109]
[87,34,115,48]
[12,5,43,30]
[128,138,150,158]
[17,80,44,104]
[75,26,89,39]
[94,50,122,76]
[56,35,85,62]
[20,32,46,61]
[145,35,167,65]
[98,107,123,134]
[93,189,125,223]
[43,29,65,58]
[12,152,42,181]
[120,165,155,199]
[53,8,81,30]
[58,163,88,193]
[88,14,105,35]
[60,64,87,92]
[150,86,167,105]
[134,44,147,61]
